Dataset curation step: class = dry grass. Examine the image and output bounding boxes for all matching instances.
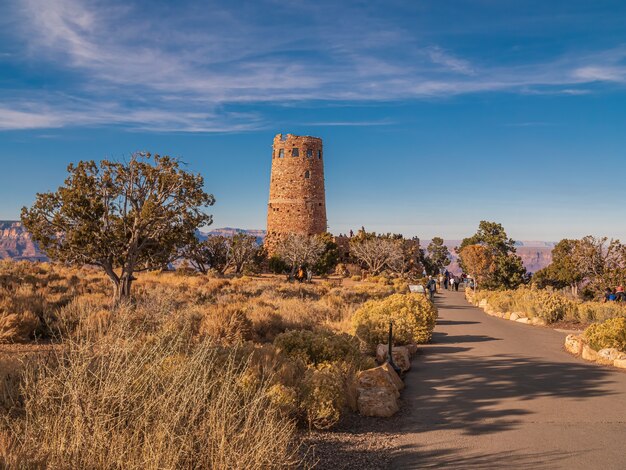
[0,261,410,467]
[1,326,300,469]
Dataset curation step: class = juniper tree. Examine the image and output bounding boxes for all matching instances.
[21,153,214,300]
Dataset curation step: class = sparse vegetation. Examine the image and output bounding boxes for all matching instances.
[472,287,626,324]
[0,259,429,466]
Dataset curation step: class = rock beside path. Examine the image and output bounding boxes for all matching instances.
[375,344,411,372]
[356,364,404,417]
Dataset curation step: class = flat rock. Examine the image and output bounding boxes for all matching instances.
[516,317,530,324]
[613,358,626,369]
[509,312,520,321]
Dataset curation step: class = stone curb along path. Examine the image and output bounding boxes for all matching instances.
[564,334,626,370]
[465,290,626,371]
[355,343,418,418]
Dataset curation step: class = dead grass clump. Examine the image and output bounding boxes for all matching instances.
[0,311,40,343]
[3,334,301,469]
[199,304,253,345]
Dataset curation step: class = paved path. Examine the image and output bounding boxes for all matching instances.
[392,290,626,469]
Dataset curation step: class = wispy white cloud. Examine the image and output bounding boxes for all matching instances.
[426,46,475,75]
[1,0,625,132]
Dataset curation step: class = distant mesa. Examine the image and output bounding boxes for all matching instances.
[200,227,266,245]
[0,221,266,261]
[0,221,48,262]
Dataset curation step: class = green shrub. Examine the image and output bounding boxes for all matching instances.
[352,293,437,350]
[584,318,626,352]
[299,363,346,430]
[577,302,626,323]
[274,329,362,366]
[268,256,289,274]
[479,287,577,324]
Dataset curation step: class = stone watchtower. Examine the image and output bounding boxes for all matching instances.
[266,133,327,254]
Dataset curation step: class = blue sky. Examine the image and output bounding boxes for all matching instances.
[1,0,626,240]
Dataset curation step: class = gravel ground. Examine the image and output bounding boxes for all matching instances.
[298,411,403,469]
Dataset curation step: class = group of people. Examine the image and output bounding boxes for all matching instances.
[294,266,313,283]
[604,286,626,302]
[426,271,467,299]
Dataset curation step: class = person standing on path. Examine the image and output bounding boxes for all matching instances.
[428,276,437,300]
[450,277,456,291]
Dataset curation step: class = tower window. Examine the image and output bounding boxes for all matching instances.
[278,149,284,158]
[304,170,310,179]
[292,148,299,157]
[306,149,313,158]
[317,150,322,159]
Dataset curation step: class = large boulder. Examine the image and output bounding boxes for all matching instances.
[380,362,404,392]
[564,335,583,355]
[356,364,403,417]
[375,344,411,372]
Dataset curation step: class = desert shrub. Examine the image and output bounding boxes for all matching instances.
[392,278,409,293]
[577,302,626,323]
[584,318,626,352]
[199,305,253,345]
[335,263,350,278]
[299,363,345,430]
[351,275,362,282]
[274,329,362,366]
[3,334,300,469]
[352,293,437,350]
[0,311,39,343]
[268,256,289,274]
[479,287,577,324]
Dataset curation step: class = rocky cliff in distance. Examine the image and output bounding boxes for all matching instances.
[0,222,267,261]
[0,221,48,261]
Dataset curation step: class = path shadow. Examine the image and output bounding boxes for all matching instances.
[392,445,583,470]
[399,352,615,437]
[431,331,501,344]
[436,320,480,326]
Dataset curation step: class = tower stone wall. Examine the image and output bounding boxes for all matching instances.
[266,133,327,254]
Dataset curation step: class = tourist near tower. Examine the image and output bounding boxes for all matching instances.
[265,133,327,254]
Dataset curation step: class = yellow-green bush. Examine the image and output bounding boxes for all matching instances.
[477,287,577,323]
[577,302,626,323]
[584,318,626,352]
[352,293,437,350]
[273,329,362,367]
[299,363,346,430]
